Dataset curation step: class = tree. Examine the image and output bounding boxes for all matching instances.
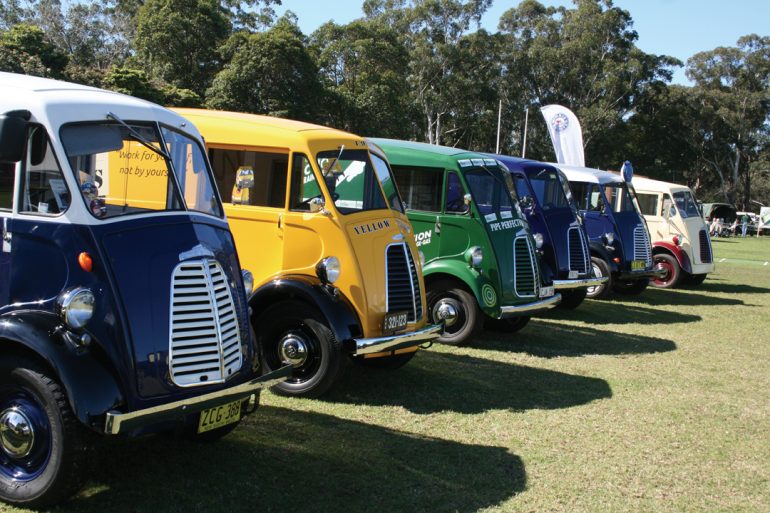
[206,17,321,120]
[0,23,68,77]
[311,18,415,138]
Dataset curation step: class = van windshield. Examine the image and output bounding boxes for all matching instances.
[672,190,700,218]
[525,167,571,211]
[602,183,637,213]
[316,148,388,214]
[463,160,518,216]
[61,122,222,219]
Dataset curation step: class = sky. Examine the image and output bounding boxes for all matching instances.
[274,0,770,85]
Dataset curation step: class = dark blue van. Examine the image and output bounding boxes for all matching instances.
[488,155,606,308]
[556,164,663,298]
[0,73,290,507]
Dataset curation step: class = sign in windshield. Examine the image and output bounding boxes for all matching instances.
[61,122,221,219]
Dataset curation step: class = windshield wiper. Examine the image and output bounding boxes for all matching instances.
[107,112,172,161]
[324,144,345,177]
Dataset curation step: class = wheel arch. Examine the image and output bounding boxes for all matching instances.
[588,242,619,272]
[0,311,125,432]
[652,242,692,274]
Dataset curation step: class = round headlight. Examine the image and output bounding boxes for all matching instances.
[604,232,615,245]
[316,256,341,284]
[419,250,426,267]
[58,288,94,329]
[241,269,254,297]
[465,246,483,268]
[533,232,544,249]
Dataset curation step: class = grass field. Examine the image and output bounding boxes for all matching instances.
[6,237,770,513]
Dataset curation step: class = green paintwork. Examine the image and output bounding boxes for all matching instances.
[371,138,547,320]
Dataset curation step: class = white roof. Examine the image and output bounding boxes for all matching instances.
[549,163,624,185]
[0,72,198,139]
[631,175,690,194]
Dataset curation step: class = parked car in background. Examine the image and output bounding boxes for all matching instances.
[174,110,441,397]
[0,73,290,507]
[632,177,715,287]
[556,164,663,298]
[488,155,607,309]
[371,138,561,346]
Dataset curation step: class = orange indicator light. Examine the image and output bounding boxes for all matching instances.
[78,252,93,272]
[613,257,621,263]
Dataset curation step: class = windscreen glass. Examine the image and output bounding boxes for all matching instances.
[672,190,700,218]
[316,149,387,214]
[525,167,571,211]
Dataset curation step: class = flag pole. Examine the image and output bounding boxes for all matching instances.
[495,100,502,154]
[521,107,529,158]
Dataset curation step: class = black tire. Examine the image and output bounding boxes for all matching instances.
[558,289,587,309]
[350,351,416,370]
[0,356,89,508]
[650,253,682,288]
[585,256,612,299]
[485,315,531,333]
[427,280,483,346]
[683,273,708,287]
[254,302,342,398]
[612,278,649,295]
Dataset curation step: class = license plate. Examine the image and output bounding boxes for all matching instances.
[197,399,242,434]
[568,270,578,279]
[383,311,409,334]
[631,260,646,271]
[539,286,555,298]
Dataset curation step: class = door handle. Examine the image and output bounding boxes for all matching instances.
[277,213,282,229]
[434,216,441,234]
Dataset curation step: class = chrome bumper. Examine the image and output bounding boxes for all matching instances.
[498,293,562,318]
[553,276,608,290]
[617,268,667,280]
[104,365,292,435]
[353,323,443,356]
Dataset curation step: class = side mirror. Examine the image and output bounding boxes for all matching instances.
[0,113,29,163]
[308,196,328,215]
[520,195,534,210]
[235,166,255,190]
[463,193,472,206]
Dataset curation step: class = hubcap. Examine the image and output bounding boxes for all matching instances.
[433,299,459,327]
[0,408,34,458]
[587,263,603,295]
[279,334,309,367]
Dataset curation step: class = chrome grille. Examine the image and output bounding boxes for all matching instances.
[567,226,590,274]
[633,225,653,266]
[169,259,243,387]
[513,236,539,297]
[698,229,713,263]
[386,243,422,322]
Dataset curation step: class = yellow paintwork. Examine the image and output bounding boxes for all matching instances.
[173,109,429,343]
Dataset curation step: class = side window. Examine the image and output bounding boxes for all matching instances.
[208,148,287,208]
[0,163,15,211]
[289,153,322,211]
[445,172,467,213]
[588,185,605,211]
[636,193,659,216]
[391,165,443,212]
[21,126,70,215]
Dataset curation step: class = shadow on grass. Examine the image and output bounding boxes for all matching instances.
[543,301,701,325]
[481,320,677,358]
[71,407,524,513]
[324,352,611,414]
[692,282,770,294]
[611,287,745,307]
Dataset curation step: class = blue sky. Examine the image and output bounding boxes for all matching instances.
[275,0,770,85]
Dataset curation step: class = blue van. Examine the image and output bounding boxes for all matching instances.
[489,156,606,308]
[556,164,663,298]
[0,73,290,507]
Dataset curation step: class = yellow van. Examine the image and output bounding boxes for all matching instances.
[173,109,441,397]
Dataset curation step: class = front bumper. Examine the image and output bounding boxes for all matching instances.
[104,365,292,435]
[617,268,667,280]
[553,276,608,290]
[498,293,562,318]
[353,323,443,356]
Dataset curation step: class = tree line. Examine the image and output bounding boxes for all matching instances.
[1,0,768,209]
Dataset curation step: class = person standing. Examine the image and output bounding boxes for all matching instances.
[741,213,749,237]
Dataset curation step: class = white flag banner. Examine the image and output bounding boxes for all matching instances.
[540,104,585,167]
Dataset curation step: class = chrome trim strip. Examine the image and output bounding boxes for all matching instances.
[617,268,667,280]
[353,323,442,356]
[103,366,292,435]
[552,276,609,289]
[498,293,562,318]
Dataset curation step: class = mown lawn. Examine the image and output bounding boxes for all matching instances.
[7,238,770,513]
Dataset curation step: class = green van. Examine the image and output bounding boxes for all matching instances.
[370,139,561,345]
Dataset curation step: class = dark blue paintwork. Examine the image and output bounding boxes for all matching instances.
[486,155,590,282]
[0,212,258,430]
